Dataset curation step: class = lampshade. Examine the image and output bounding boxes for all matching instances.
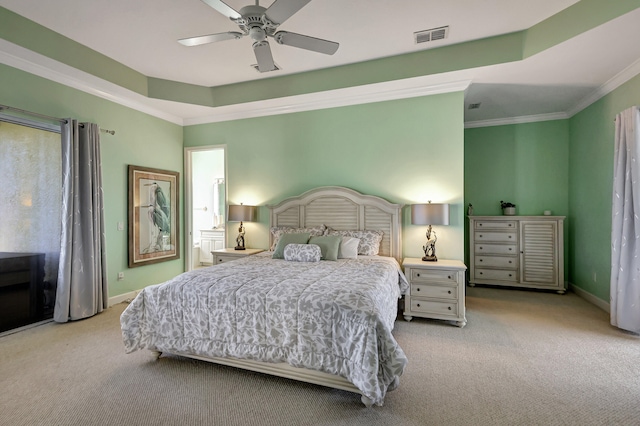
[411,203,450,226]
[228,204,256,222]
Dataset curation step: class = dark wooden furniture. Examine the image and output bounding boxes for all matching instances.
[0,252,45,333]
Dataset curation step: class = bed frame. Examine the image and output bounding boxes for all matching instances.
[153,186,403,406]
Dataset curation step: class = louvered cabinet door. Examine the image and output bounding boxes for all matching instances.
[519,220,563,291]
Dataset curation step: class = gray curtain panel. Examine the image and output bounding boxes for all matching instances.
[54,121,108,323]
[610,106,640,334]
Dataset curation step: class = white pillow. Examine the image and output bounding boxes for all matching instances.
[338,237,359,259]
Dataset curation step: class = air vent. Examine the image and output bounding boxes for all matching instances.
[468,103,482,110]
[414,26,449,44]
[251,63,281,72]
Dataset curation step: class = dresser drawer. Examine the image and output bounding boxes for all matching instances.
[409,268,458,285]
[475,221,517,230]
[474,231,517,243]
[475,256,517,269]
[475,268,518,281]
[475,243,517,255]
[410,299,459,317]
[410,284,457,299]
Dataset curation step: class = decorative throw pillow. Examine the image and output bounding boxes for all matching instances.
[270,225,326,251]
[308,235,342,261]
[326,229,384,256]
[284,244,321,262]
[272,233,311,259]
[338,236,360,259]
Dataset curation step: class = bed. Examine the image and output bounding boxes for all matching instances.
[120,186,408,406]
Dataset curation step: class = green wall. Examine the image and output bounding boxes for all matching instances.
[568,73,640,301]
[184,93,466,261]
[465,121,570,216]
[0,63,184,298]
[464,120,570,280]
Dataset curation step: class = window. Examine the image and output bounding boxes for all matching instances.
[0,115,61,332]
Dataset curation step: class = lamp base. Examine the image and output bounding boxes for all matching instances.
[422,255,438,262]
[234,246,246,251]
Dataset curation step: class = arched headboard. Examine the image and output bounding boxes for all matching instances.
[268,186,403,262]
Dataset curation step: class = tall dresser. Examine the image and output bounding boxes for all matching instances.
[468,216,565,293]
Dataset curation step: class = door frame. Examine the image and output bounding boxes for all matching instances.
[183,144,227,271]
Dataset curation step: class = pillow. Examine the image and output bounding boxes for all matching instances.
[271,232,309,259]
[326,229,384,256]
[338,236,360,259]
[270,225,326,251]
[272,233,311,259]
[308,235,342,261]
[284,244,321,262]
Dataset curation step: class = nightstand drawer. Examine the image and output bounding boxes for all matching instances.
[410,299,458,317]
[474,231,517,243]
[215,255,242,264]
[475,243,517,255]
[475,256,517,269]
[410,268,458,284]
[475,268,518,281]
[411,284,457,299]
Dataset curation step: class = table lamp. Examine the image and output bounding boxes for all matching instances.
[411,201,450,261]
[228,203,257,250]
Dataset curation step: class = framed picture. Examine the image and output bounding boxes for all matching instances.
[128,165,180,267]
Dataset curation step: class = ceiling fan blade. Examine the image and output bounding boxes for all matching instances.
[201,0,242,20]
[274,31,339,55]
[264,0,312,25]
[178,31,244,46]
[253,41,277,72]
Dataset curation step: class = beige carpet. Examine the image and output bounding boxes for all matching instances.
[1,286,638,426]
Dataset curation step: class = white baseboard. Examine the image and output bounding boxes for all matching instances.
[569,282,610,313]
[108,290,139,307]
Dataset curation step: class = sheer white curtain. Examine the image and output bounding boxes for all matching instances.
[54,121,108,322]
[611,106,640,334]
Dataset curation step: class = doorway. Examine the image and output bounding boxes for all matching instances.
[184,145,226,271]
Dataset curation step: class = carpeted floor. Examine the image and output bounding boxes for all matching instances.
[1,286,638,426]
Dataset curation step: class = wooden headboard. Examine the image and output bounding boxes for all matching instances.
[268,186,403,261]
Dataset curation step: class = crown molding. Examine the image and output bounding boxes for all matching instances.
[464,112,569,129]
[0,39,184,125]
[184,79,471,125]
[566,57,640,118]
[0,40,471,127]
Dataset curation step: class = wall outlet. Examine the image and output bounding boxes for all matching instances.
[117,221,124,231]
[117,272,125,281]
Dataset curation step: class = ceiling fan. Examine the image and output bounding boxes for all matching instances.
[179,0,339,72]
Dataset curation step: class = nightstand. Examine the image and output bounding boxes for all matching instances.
[211,248,264,264]
[402,258,468,328]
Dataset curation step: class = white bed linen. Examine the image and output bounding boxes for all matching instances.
[121,252,408,405]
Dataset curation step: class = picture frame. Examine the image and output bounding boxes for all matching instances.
[128,165,180,267]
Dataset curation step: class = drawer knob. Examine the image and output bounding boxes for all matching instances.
[479,272,483,275]
[508,274,512,277]
[479,247,483,250]
[447,290,452,294]
[509,248,512,251]
[448,275,452,279]
[509,224,513,227]
[479,259,483,262]
[448,307,452,310]
[416,288,420,291]
[509,260,512,264]
[417,273,420,277]
[508,235,512,239]
[417,303,420,307]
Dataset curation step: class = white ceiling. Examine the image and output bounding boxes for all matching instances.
[1,0,640,126]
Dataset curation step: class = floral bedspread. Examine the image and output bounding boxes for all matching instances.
[120,252,408,405]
